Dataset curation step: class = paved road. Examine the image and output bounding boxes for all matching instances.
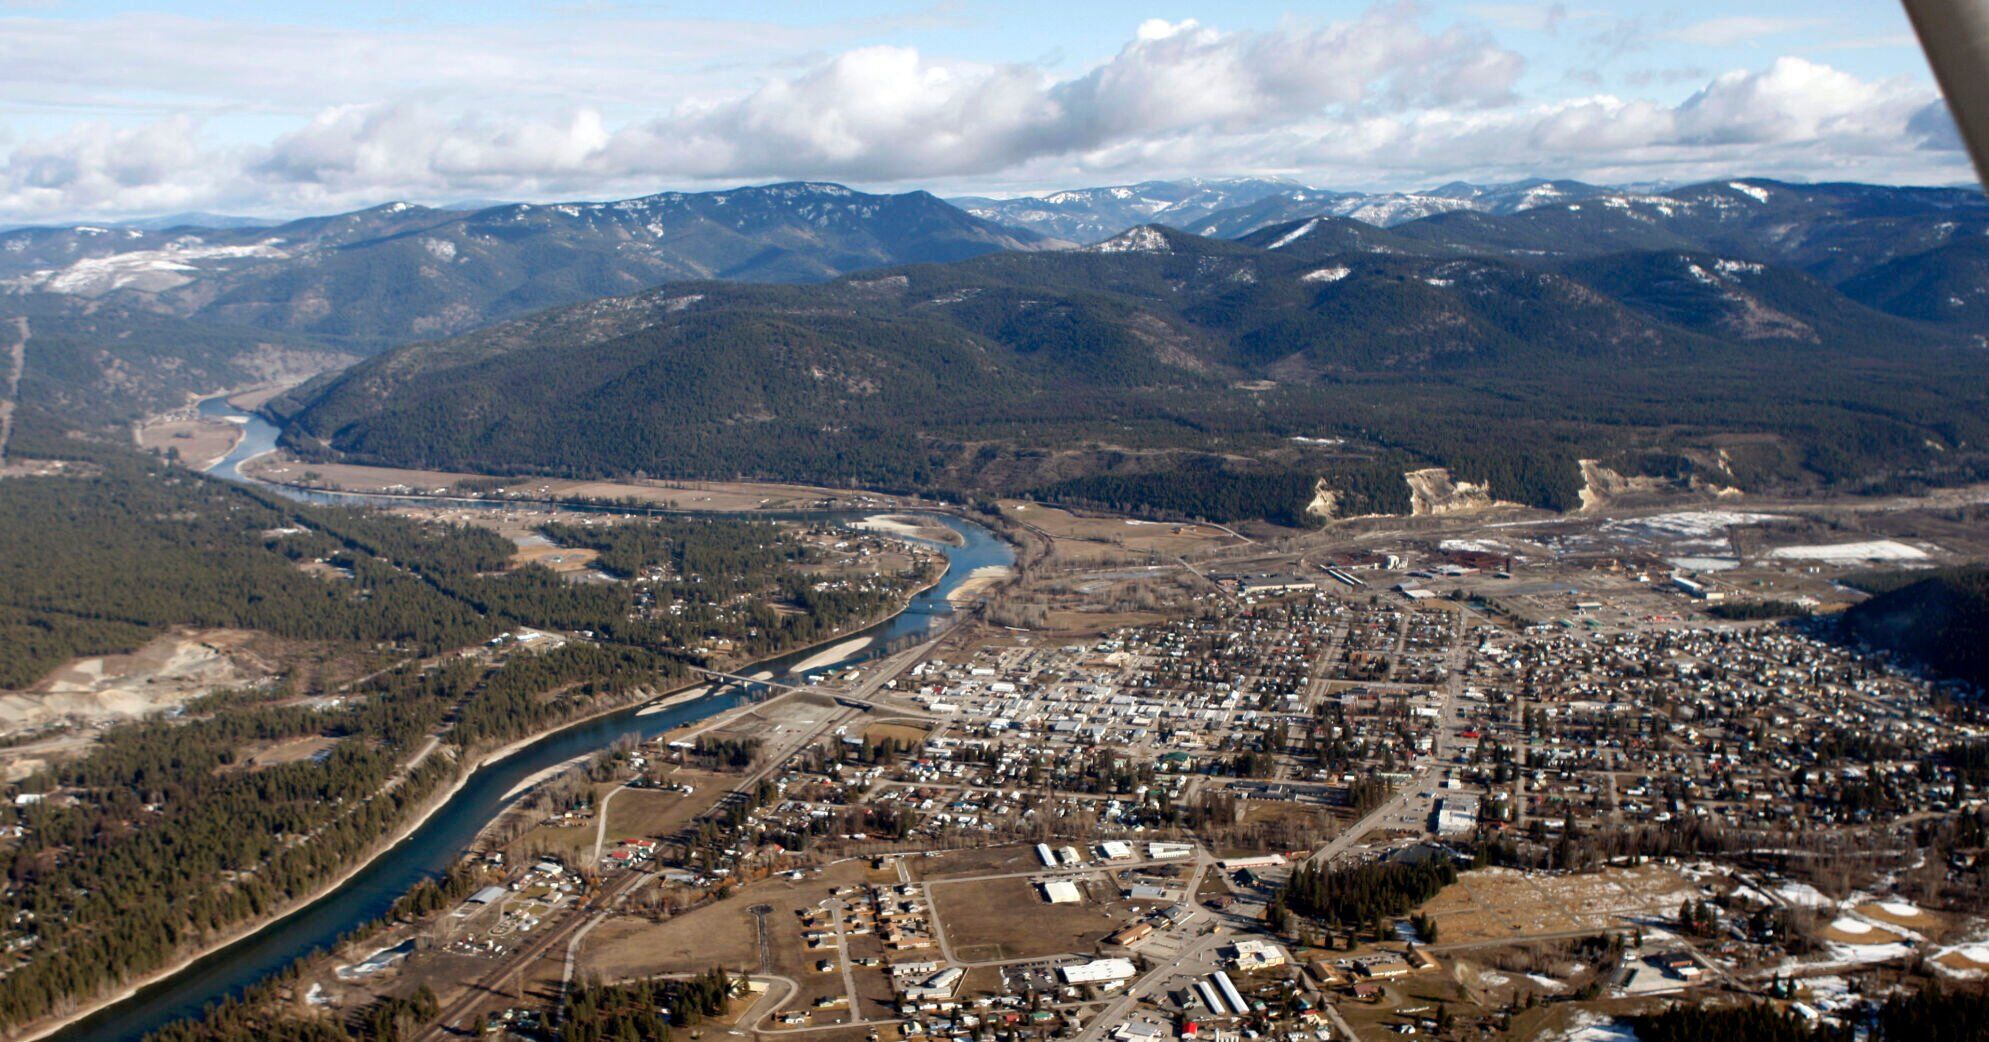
[1309,605,1474,867]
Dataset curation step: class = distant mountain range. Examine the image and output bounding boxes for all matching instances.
[13,173,1989,525]
[0,183,1053,345]
[951,177,1622,241]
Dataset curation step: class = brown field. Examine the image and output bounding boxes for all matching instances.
[239,735,340,770]
[904,844,1047,882]
[927,874,1128,962]
[1820,919,1906,946]
[1419,865,1696,945]
[1237,798,1341,834]
[1935,948,1989,972]
[244,454,885,513]
[600,775,723,841]
[1852,901,1943,934]
[861,722,930,748]
[225,383,301,411]
[511,540,600,574]
[136,416,241,469]
[1000,500,1239,565]
[1334,963,1481,1039]
[1041,608,1171,635]
[581,860,890,1025]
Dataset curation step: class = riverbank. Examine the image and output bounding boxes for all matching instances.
[17,670,722,1042]
[21,523,978,1042]
[854,513,965,546]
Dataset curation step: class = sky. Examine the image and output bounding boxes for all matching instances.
[0,1,1967,223]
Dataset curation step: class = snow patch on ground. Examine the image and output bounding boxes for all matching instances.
[1604,511,1783,549]
[1774,881,1835,908]
[1087,226,1171,254]
[1302,265,1351,283]
[1265,219,1319,249]
[1540,1010,1641,1042]
[1730,181,1772,203]
[1801,941,1915,971]
[1768,540,1929,563]
[16,240,287,295]
[1668,556,1739,571]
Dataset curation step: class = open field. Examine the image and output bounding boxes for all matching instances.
[903,844,1049,882]
[1419,865,1696,945]
[244,454,893,512]
[999,500,1240,565]
[135,416,242,469]
[861,722,930,748]
[580,860,891,1025]
[238,735,340,770]
[927,873,1128,962]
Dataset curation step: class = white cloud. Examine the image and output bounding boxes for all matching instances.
[0,10,1969,223]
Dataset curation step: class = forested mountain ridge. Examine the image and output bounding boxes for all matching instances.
[0,183,1055,346]
[2,293,354,430]
[1841,566,1989,688]
[274,222,1989,524]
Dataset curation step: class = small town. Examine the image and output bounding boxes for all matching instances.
[258,499,1989,1042]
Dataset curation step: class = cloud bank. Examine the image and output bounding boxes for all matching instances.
[0,6,1966,222]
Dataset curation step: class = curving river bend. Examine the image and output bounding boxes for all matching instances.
[45,400,1013,1042]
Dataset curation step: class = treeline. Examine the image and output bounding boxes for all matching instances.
[0,667,460,1029]
[0,457,488,687]
[0,453,922,690]
[540,517,796,584]
[1840,565,1989,688]
[1633,987,1989,1042]
[1036,462,1325,527]
[142,986,438,1042]
[561,969,733,1042]
[1271,856,1459,929]
[0,450,934,1032]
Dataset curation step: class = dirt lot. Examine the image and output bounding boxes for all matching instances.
[927,873,1129,962]
[0,628,272,730]
[581,860,894,1026]
[1418,865,1696,945]
[1000,500,1240,566]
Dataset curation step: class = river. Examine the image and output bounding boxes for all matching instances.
[47,400,1013,1042]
